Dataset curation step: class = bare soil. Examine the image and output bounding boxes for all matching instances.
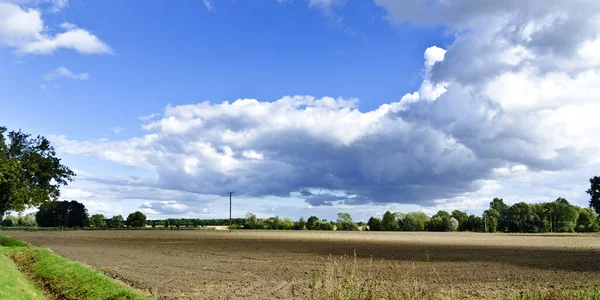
[4,230,600,299]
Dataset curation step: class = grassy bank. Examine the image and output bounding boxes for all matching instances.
[1,235,149,300]
[0,253,45,300]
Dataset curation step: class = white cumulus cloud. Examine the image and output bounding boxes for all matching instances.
[0,2,111,55]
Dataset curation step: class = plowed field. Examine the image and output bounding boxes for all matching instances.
[5,230,600,299]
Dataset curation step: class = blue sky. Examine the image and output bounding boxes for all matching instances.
[2,0,599,221]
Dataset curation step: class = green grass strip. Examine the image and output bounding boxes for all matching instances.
[0,252,45,300]
[0,236,149,300]
[0,235,29,247]
[8,247,149,300]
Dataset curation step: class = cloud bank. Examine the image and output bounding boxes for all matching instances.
[52,0,600,215]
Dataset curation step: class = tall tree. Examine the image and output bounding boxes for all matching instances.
[381,211,398,231]
[306,216,319,230]
[489,198,510,231]
[35,200,89,228]
[367,217,381,231]
[451,210,468,231]
[588,176,600,215]
[0,127,75,217]
[90,214,106,228]
[126,211,147,228]
[110,215,124,228]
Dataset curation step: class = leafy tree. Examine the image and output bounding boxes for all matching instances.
[587,176,600,215]
[0,127,75,217]
[306,216,320,230]
[509,202,536,232]
[110,215,124,228]
[483,208,500,232]
[336,212,358,231]
[17,213,36,227]
[294,217,306,230]
[367,217,381,231]
[402,212,429,231]
[394,212,406,230]
[576,207,598,232]
[245,212,264,229]
[319,220,334,230]
[126,211,147,228]
[448,217,459,231]
[451,210,468,231]
[36,200,89,227]
[489,198,510,231]
[281,218,294,230]
[381,211,397,231]
[90,214,106,228]
[427,211,455,231]
[463,215,484,232]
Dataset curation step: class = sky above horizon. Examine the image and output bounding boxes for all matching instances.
[1,0,599,221]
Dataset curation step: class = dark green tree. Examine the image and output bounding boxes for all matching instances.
[35,200,89,227]
[367,217,381,231]
[587,176,600,215]
[294,217,306,230]
[490,198,510,231]
[0,127,75,217]
[126,211,147,228]
[509,202,535,232]
[451,210,468,231]
[110,215,124,228]
[1,216,15,227]
[90,214,106,228]
[381,211,397,231]
[306,216,320,230]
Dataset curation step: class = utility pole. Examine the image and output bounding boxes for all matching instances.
[228,192,234,232]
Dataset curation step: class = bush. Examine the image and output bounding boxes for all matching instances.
[1,217,15,227]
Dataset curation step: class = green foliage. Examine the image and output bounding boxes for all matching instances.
[427,211,457,231]
[337,212,359,231]
[108,215,124,228]
[381,211,397,231]
[1,215,15,227]
[490,198,510,231]
[35,200,89,228]
[451,210,468,231]
[484,208,500,232]
[587,176,600,215]
[307,216,320,230]
[319,221,335,231]
[294,217,307,230]
[0,127,75,217]
[0,235,29,247]
[402,212,429,231]
[367,217,381,231]
[0,252,45,300]
[126,211,147,228]
[463,215,484,232]
[89,214,106,228]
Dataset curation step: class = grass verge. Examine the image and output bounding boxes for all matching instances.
[1,235,149,300]
[0,252,45,300]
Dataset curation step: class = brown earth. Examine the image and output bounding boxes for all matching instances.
[4,230,600,299]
